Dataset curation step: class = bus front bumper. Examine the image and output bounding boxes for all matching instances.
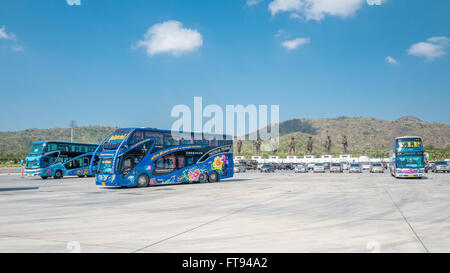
[25,169,42,177]
[96,174,120,186]
[396,169,425,177]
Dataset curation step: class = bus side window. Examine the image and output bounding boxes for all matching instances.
[57,144,69,153]
[144,132,163,144]
[153,154,176,175]
[69,144,78,153]
[83,157,90,167]
[43,157,50,168]
[186,157,193,167]
[47,143,57,152]
[78,145,86,153]
[129,131,144,146]
[163,134,178,146]
[184,156,199,167]
[177,156,185,169]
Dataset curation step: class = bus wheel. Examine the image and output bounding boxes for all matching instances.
[209,171,219,183]
[54,170,63,179]
[199,173,209,183]
[137,174,149,188]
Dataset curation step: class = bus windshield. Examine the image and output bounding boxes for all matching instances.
[396,155,424,168]
[105,129,132,145]
[99,158,114,173]
[28,144,45,155]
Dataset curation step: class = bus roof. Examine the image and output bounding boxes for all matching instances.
[115,127,232,138]
[394,136,422,140]
[33,141,98,145]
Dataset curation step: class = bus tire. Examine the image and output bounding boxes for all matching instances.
[54,170,63,179]
[209,171,219,183]
[137,174,149,188]
[199,173,209,183]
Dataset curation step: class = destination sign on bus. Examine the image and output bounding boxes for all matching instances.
[396,138,422,152]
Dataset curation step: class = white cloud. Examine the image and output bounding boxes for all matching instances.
[269,0,302,16]
[281,37,310,50]
[247,0,264,6]
[274,29,286,38]
[269,0,384,21]
[385,56,398,65]
[135,21,203,57]
[66,0,81,6]
[12,46,24,52]
[407,36,450,60]
[0,25,15,40]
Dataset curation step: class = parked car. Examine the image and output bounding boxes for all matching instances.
[323,162,331,170]
[257,162,264,170]
[294,164,308,173]
[425,161,435,173]
[307,163,315,170]
[272,163,281,170]
[370,162,384,173]
[245,160,258,170]
[313,163,325,173]
[330,163,343,173]
[361,162,371,170]
[285,163,295,170]
[234,163,247,173]
[432,161,450,173]
[349,163,362,173]
[341,161,349,170]
[260,163,275,173]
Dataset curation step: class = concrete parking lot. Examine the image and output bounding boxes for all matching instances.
[0,171,449,253]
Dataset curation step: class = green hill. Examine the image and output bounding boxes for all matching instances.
[237,116,450,160]
[0,126,117,163]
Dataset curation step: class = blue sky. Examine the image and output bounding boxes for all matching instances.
[0,0,449,131]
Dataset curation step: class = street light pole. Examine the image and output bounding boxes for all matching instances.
[70,120,76,142]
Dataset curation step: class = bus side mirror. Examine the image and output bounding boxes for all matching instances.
[20,160,24,166]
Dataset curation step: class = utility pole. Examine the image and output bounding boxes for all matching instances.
[70,120,76,142]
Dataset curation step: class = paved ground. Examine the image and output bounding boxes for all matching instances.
[0,171,449,253]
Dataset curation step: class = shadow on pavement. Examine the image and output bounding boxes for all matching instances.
[0,187,39,192]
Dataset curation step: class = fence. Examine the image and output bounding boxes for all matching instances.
[0,167,24,177]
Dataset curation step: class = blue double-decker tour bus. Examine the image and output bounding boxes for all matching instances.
[389,136,425,178]
[25,141,99,179]
[91,128,234,187]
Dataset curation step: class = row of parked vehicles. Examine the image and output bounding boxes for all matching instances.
[234,160,387,174]
[294,162,385,173]
[425,160,450,173]
[234,159,450,175]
